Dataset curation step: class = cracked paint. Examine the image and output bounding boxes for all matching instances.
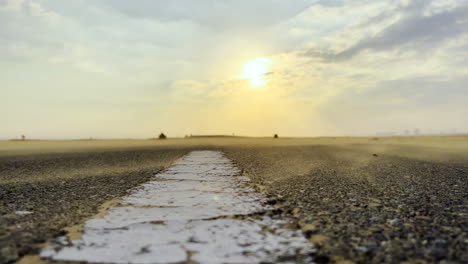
[40,151,315,263]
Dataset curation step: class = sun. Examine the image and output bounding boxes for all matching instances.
[239,57,272,87]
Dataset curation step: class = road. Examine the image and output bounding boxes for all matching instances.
[1,137,467,263]
[39,151,314,263]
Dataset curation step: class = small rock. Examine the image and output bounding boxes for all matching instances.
[388,218,401,226]
[309,234,330,246]
[292,207,301,217]
[355,246,369,253]
[434,238,448,248]
[369,203,382,208]
[299,221,320,232]
[14,210,33,216]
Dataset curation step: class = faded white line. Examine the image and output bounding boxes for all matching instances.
[41,150,315,263]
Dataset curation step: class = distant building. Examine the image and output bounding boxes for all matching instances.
[376,132,396,137]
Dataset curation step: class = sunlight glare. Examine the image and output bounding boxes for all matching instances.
[240,57,271,87]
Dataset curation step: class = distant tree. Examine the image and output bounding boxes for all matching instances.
[274,134,279,139]
[414,128,420,136]
[158,133,167,139]
[21,135,26,141]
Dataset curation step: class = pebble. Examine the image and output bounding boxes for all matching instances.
[14,211,33,216]
[388,218,401,226]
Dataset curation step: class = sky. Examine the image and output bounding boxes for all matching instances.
[2,0,468,139]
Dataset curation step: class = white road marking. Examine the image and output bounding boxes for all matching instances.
[41,151,315,263]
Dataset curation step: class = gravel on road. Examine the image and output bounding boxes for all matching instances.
[224,143,468,263]
[1,138,467,264]
[0,147,189,263]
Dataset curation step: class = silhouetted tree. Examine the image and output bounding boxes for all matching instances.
[158,133,167,139]
[274,134,279,139]
[21,135,26,141]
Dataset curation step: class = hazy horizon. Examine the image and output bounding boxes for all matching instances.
[2,0,468,139]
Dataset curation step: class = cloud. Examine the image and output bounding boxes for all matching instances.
[302,1,468,61]
[98,0,316,31]
[342,3,468,57]
[1,0,468,138]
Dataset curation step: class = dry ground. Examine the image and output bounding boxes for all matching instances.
[0,137,467,263]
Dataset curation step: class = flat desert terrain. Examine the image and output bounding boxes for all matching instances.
[1,137,467,263]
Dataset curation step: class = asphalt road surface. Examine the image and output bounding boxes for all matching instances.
[1,138,467,263]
